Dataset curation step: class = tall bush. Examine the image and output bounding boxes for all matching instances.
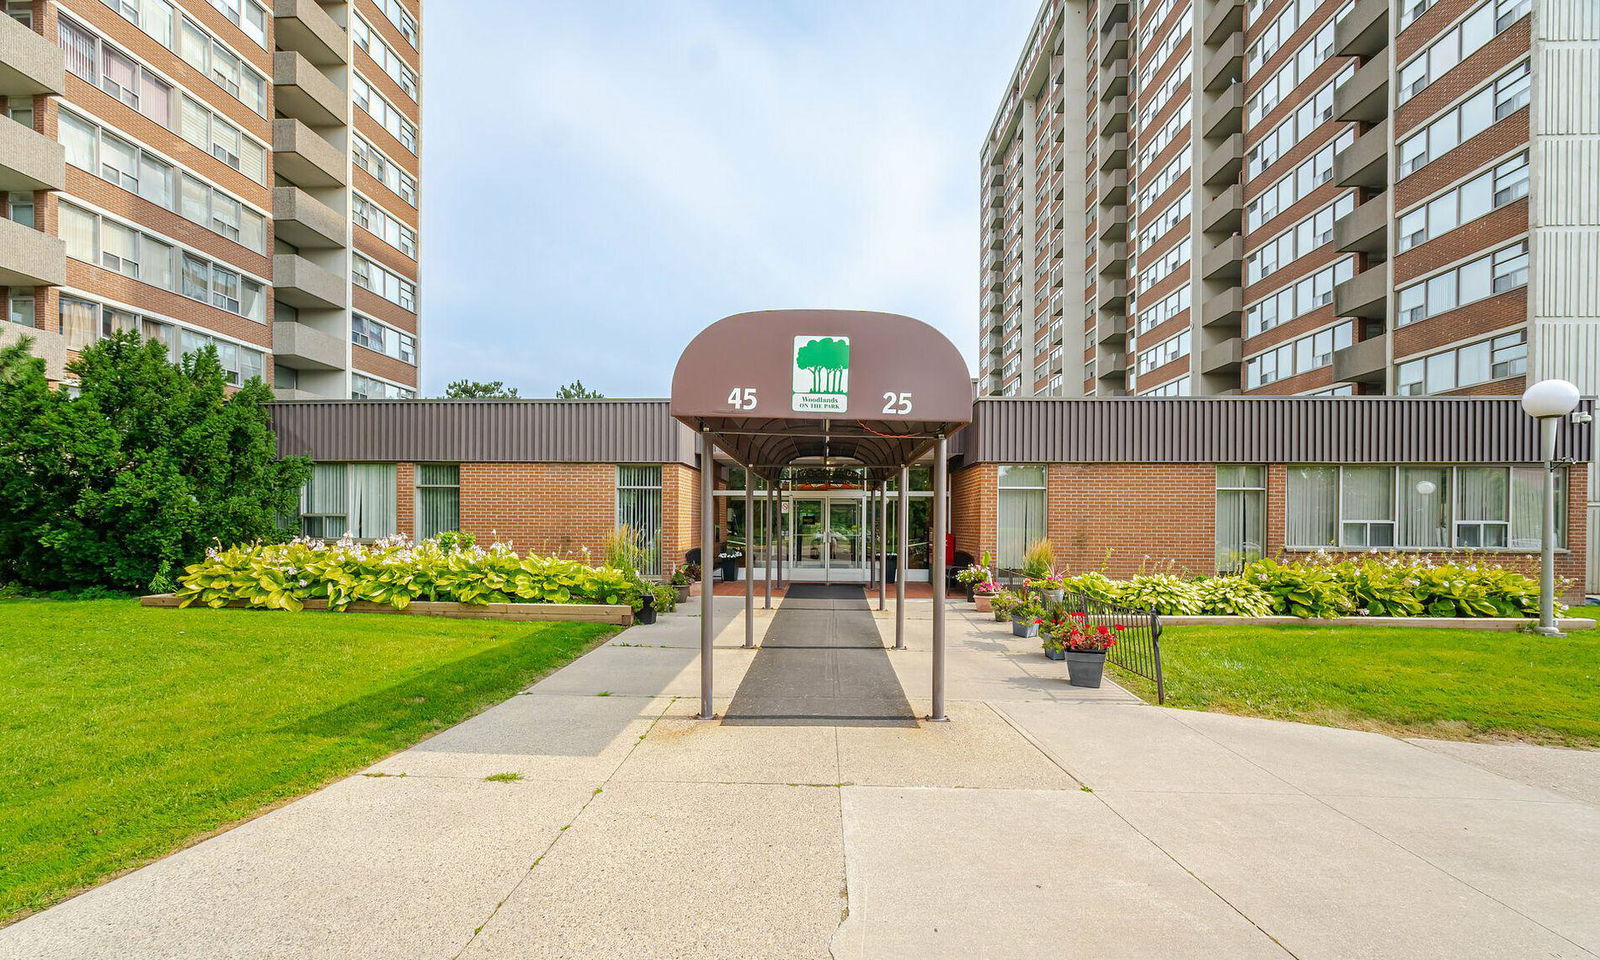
[0,334,309,591]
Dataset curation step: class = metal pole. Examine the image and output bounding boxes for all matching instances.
[1535,416,1564,637]
[930,434,948,721]
[744,473,754,648]
[699,428,715,719]
[878,481,887,611]
[763,484,773,609]
[867,483,876,588]
[895,465,908,650]
[776,480,784,590]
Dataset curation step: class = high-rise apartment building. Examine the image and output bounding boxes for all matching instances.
[0,0,421,399]
[979,0,1599,400]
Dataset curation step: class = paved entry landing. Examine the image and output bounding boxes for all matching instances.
[723,590,917,727]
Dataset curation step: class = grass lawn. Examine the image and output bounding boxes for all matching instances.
[0,599,617,924]
[1112,620,1600,749]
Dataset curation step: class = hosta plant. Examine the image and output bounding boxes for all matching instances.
[1193,576,1276,617]
[1116,574,1205,615]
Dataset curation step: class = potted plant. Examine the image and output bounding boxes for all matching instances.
[715,546,742,583]
[1038,572,1067,605]
[669,565,694,603]
[954,557,992,603]
[1021,539,1054,581]
[1010,598,1044,638]
[1042,611,1123,687]
[634,587,658,625]
[990,589,1018,622]
[972,580,1000,612]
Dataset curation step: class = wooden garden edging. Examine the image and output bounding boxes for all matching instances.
[139,594,633,625]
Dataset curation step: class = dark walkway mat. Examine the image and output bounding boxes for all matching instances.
[723,593,917,728]
[781,583,869,601]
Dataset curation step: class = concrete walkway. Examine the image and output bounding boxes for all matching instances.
[4,596,1599,959]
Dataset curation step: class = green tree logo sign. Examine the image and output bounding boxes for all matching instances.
[792,335,850,412]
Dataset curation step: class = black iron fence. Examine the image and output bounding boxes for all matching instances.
[1062,589,1165,704]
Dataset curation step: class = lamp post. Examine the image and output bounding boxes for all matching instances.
[1519,379,1581,638]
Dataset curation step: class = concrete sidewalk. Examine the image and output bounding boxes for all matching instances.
[4,597,1598,959]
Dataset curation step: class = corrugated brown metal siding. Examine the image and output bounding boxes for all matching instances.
[961,398,1597,464]
[270,400,698,465]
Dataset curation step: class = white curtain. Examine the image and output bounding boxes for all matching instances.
[1286,466,1337,547]
[616,466,663,576]
[1398,467,1449,548]
[348,464,397,540]
[1509,465,1564,550]
[997,465,1046,570]
[416,464,460,540]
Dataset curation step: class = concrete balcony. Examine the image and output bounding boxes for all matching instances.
[0,318,66,380]
[1202,184,1243,234]
[1202,85,1244,139]
[274,0,347,67]
[1201,337,1243,375]
[1098,132,1128,171]
[1335,120,1388,189]
[1201,288,1244,328]
[1097,278,1128,311]
[1332,336,1388,383]
[1097,207,1128,242]
[1097,347,1128,377]
[1098,241,1128,275]
[272,118,346,189]
[1334,196,1387,256]
[1101,23,1129,67]
[1093,316,1127,345]
[272,185,347,248]
[1202,235,1243,281]
[1203,0,1245,45]
[0,13,65,97]
[1202,133,1244,186]
[272,319,345,371]
[1332,268,1387,320]
[1335,48,1389,124]
[1099,0,1129,31]
[1099,95,1129,136]
[1100,59,1129,99]
[0,117,64,192]
[273,51,345,127]
[0,217,66,287]
[1097,168,1128,205]
[273,253,347,309]
[1203,33,1244,92]
[1337,0,1389,58]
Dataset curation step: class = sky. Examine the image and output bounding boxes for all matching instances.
[418,0,1040,398]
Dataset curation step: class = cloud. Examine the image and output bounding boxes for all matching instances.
[420,0,1039,396]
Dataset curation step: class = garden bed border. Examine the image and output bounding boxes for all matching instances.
[139,595,634,625]
[1151,615,1595,631]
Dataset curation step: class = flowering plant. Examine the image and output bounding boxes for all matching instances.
[955,562,992,586]
[1040,611,1124,653]
[974,580,1000,595]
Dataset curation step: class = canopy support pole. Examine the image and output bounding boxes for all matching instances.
[930,434,948,721]
[699,427,716,720]
[776,479,784,589]
[895,465,908,650]
[743,475,754,648]
[763,484,772,610]
[878,481,888,611]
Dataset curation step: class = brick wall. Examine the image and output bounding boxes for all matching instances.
[661,463,702,573]
[950,464,996,562]
[1047,463,1218,576]
[455,462,615,560]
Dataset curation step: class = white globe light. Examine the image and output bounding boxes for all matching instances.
[1521,379,1581,420]
[1414,479,1437,496]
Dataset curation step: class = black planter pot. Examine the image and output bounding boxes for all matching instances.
[717,557,740,582]
[1065,649,1106,687]
[636,595,658,625]
[965,582,976,602]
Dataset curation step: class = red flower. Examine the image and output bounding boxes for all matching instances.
[1113,624,1125,632]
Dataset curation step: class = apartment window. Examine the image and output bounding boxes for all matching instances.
[1137,284,1191,334]
[1397,240,1528,326]
[1246,258,1354,336]
[1245,321,1353,388]
[997,465,1046,571]
[1137,192,1192,252]
[1139,375,1192,397]
[1285,464,1563,550]
[300,464,398,540]
[1247,15,1340,126]
[1136,329,1191,374]
[1246,130,1355,231]
[1398,0,1530,102]
[1398,153,1527,251]
[615,466,663,577]
[1398,63,1529,177]
[205,0,270,48]
[352,313,416,364]
[354,75,418,154]
[7,290,34,328]
[353,13,419,101]
[1139,238,1191,292]
[1216,466,1266,573]
[1396,329,1525,394]
[353,255,417,311]
[351,373,416,400]
[1246,194,1355,284]
[416,465,461,540]
[352,192,417,258]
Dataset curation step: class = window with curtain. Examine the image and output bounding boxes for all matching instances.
[416,464,460,540]
[1215,466,1266,572]
[616,465,663,577]
[997,465,1047,570]
[1287,464,1565,551]
[299,463,395,540]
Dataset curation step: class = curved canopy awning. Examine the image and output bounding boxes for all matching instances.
[670,309,973,478]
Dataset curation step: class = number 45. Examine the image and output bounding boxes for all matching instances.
[727,387,758,411]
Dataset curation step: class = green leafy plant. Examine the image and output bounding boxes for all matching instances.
[433,530,477,553]
[1194,577,1276,617]
[1242,558,1353,619]
[1117,574,1205,615]
[651,582,678,613]
[1021,539,1055,580]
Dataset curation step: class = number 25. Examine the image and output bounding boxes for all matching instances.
[727,387,758,411]
[882,392,913,415]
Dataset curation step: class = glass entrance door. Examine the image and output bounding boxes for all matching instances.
[827,499,864,576]
[785,494,872,582]
[791,498,827,575]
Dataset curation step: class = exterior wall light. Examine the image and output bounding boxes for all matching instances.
[1519,379,1581,637]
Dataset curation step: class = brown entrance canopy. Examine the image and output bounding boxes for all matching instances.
[671,310,972,723]
[670,309,973,480]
